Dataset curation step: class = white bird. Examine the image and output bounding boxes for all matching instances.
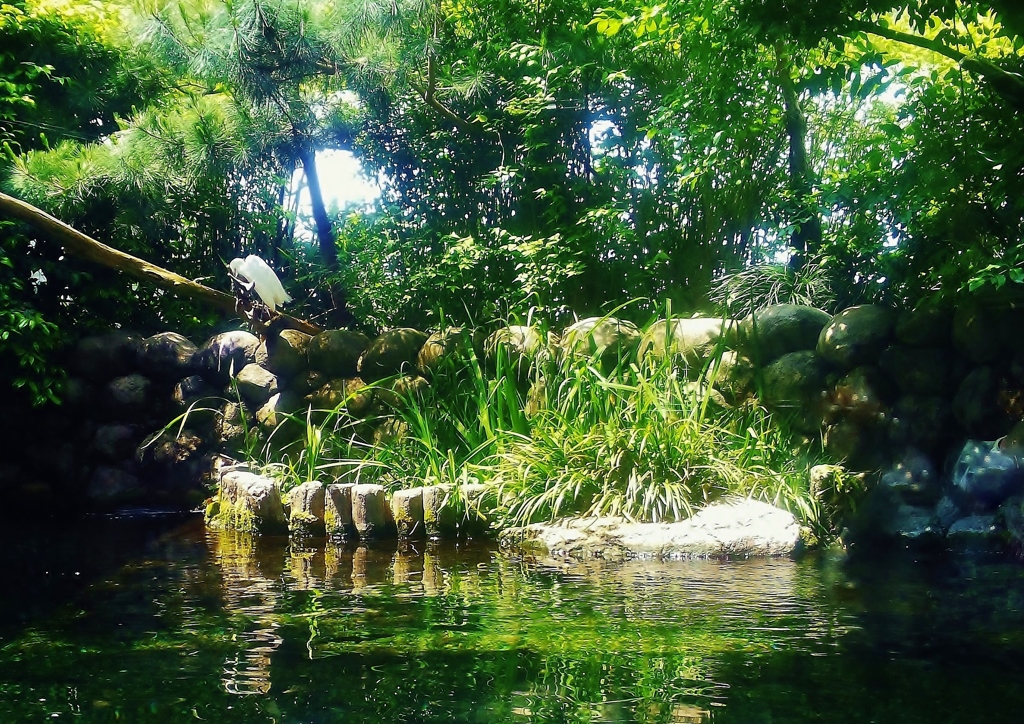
[228,255,292,312]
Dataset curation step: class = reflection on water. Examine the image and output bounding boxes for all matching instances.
[2,517,1024,722]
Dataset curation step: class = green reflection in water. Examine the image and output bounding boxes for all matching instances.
[1,518,1024,723]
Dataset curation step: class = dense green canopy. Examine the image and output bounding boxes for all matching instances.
[2,0,1023,403]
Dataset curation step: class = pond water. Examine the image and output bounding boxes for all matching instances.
[2,515,1024,723]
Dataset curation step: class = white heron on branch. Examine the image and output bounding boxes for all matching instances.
[228,255,292,313]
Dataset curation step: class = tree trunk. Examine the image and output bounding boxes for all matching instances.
[297,148,354,326]
[0,191,321,336]
[297,147,338,270]
[776,42,822,272]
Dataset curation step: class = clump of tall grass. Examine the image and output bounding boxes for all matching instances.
[489,352,817,526]
[709,260,836,317]
[238,311,831,536]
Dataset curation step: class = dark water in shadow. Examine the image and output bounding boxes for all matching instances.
[1,515,1023,722]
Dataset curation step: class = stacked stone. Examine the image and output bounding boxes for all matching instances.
[206,469,493,541]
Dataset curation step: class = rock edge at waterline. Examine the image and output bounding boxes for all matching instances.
[499,498,801,561]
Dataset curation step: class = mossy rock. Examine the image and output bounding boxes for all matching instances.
[417,327,475,378]
[738,304,831,364]
[817,305,895,370]
[259,330,312,379]
[358,328,429,382]
[307,329,370,377]
[310,377,375,418]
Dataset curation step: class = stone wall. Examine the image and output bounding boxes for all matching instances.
[21,297,1024,549]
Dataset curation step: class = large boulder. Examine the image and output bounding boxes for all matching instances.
[880,449,939,505]
[258,330,311,380]
[830,366,891,424]
[484,325,547,376]
[637,317,737,370]
[105,374,153,419]
[760,350,829,411]
[307,330,370,378]
[417,327,475,378]
[499,499,801,560]
[894,306,951,347]
[73,332,140,381]
[358,328,429,382]
[817,305,894,370]
[951,439,1024,508]
[878,345,950,396]
[192,331,259,382]
[138,332,198,380]
[560,317,640,365]
[737,304,831,364]
[310,378,375,418]
[235,364,279,406]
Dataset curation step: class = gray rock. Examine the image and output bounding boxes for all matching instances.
[310,378,374,417]
[358,328,429,382]
[307,330,370,378]
[895,306,951,347]
[560,317,641,365]
[73,332,140,381]
[712,351,756,402]
[761,350,829,411]
[106,374,152,418]
[637,317,737,370]
[351,483,392,538]
[880,449,938,504]
[817,305,894,370]
[172,374,212,407]
[287,481,326,537]
[138,332,198,379]
[235,364,279,405]
[216,401,250,449]
[291,369,328,396]
[255,391,305,431]
[738,304,831,364]
[212,471,287,533]
[417,328,474,378]
[423,484,457,538]
[392,487,425,539]
[831,366,891,424]
[259,329,311,380]
[192,331,259,381]
[137,428,205,468]
[500,499,801,560]
[93,424,140,462]
[325,483,355,538]
[485,326,547,376]
[950,440,1024,508]
[885,504,942,542]
[878,345,950,396]
[936,495,963,530]
[375,375,430,409]
[947,515,1001,547]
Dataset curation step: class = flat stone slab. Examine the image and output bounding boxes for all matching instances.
[499,499,801,560]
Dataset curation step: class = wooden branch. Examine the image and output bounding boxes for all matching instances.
[853,20,1024,111]
[0,191,322,336]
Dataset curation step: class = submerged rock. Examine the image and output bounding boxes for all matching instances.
[500,499,801,560]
